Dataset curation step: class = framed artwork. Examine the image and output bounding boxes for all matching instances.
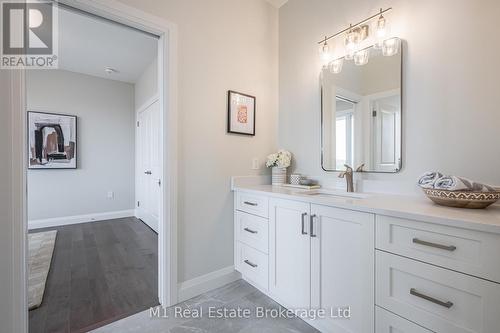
[227,90,256,136]
[28,111,77,169]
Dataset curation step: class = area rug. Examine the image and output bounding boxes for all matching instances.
[28,230,57,310]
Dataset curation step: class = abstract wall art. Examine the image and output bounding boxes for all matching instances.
[227,90,256,136]
[28,111,77,169]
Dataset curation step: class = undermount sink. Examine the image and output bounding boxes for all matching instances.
[300,189,370,199]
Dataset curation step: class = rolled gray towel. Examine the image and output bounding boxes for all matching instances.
[434,176,496,192]
[418,171,443,189]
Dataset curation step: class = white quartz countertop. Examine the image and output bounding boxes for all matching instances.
[234,184,500,234]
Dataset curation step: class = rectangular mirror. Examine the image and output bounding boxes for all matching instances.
[321,43,402,173]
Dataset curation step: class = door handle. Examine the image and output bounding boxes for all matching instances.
[410,288,454,309]
[412,238,457,252]
[243,227,258,234]
[310,214,317,237]
[244,260,258,268]
[301,213,308,235]
[144,170,152,175]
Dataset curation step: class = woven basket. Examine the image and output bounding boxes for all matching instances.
[422,188,500,209]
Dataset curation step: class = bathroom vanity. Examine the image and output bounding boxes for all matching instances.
[233,184,500,333]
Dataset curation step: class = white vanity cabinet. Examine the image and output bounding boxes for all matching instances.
[233,187,500,333]
[268,197,375,333]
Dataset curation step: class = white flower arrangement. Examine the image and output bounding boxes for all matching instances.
[266,150,292,168]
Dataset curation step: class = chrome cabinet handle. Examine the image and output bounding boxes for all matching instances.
[301,213,308,235]
[244,260,258,268]
[243,201,258,206]
[410,288,454,309]
[412,238,457,252]
[144,170,152,175]
[310,214,317,238]
[243,227,258,234]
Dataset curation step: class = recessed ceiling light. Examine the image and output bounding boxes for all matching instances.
[104,67,118,74]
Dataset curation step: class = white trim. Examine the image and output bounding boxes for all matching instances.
[178,266,241,303]
[137,94,159,115]
[28,210,136,230]
[11,2,179,331]
[11,69,28,333]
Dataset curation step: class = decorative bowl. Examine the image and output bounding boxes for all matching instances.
[422,188,500,209]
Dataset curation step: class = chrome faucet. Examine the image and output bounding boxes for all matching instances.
[338,164,365,193]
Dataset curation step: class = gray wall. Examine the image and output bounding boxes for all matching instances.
[27,70,136,222]
[117,0,279,283]
[279,0,500,193]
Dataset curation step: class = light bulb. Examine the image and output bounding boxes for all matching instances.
[354,49,369,66]
[329,58,343,74]
[344,27,359,60]
[319,38,331,63]
[374,10,389,49]
[382,37,400,56]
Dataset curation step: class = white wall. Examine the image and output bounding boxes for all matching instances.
[27,70,136,224]
[117,0,279,283]
[280,0,500,193]
[0,70,14,333]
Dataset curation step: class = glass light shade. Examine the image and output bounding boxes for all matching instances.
[344,29,359,60]
[319,41,331,62]
[329,58,344,74]
[382,37,401,56]
[354,49,370,66]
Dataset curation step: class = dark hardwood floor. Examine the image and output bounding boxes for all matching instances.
[29,217,158,333]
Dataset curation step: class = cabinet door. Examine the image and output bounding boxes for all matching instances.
[311,204,375,333]
[269,198,311,310]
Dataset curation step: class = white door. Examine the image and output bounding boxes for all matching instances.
[269,198,311,310]
[310,204,375,333]
[372,95,401,172]
[137,100,161,232]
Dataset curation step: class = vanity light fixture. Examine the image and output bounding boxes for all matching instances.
[318,7,397,73]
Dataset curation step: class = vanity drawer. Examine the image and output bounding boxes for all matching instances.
[376,307,432,333]
[236,211,269,253]
[376,215,500,283]
[236,192,269,218]
[236,242,268,290]
[376,251,500,333]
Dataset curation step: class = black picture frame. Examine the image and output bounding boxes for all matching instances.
[227,90,256,136]
[27,111,78,170]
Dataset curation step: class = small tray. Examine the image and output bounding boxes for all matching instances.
[280,184,321,190]
[422,188,500,209]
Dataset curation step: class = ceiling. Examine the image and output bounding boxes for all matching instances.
[265,0,289,8]
[58,7,157,83]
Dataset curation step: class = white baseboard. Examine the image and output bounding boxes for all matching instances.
[28,209,136,230]
[178,265,241,303]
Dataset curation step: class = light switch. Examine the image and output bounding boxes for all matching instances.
[252,158,260,170]
[107,191,114,199]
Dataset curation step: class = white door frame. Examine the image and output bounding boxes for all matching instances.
[10,1,178,331]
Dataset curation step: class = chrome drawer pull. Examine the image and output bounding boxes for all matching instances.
[243,227,258,234]
[412,238,457,251]
[410,288,454,309]
[244,260,258,268]
[301,213,308,235]
[243,201,258,206]
[310,214,317,238]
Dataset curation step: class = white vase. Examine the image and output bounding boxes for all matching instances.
[272,167,287,185]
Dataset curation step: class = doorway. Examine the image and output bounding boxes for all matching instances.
[10,1,179,332]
